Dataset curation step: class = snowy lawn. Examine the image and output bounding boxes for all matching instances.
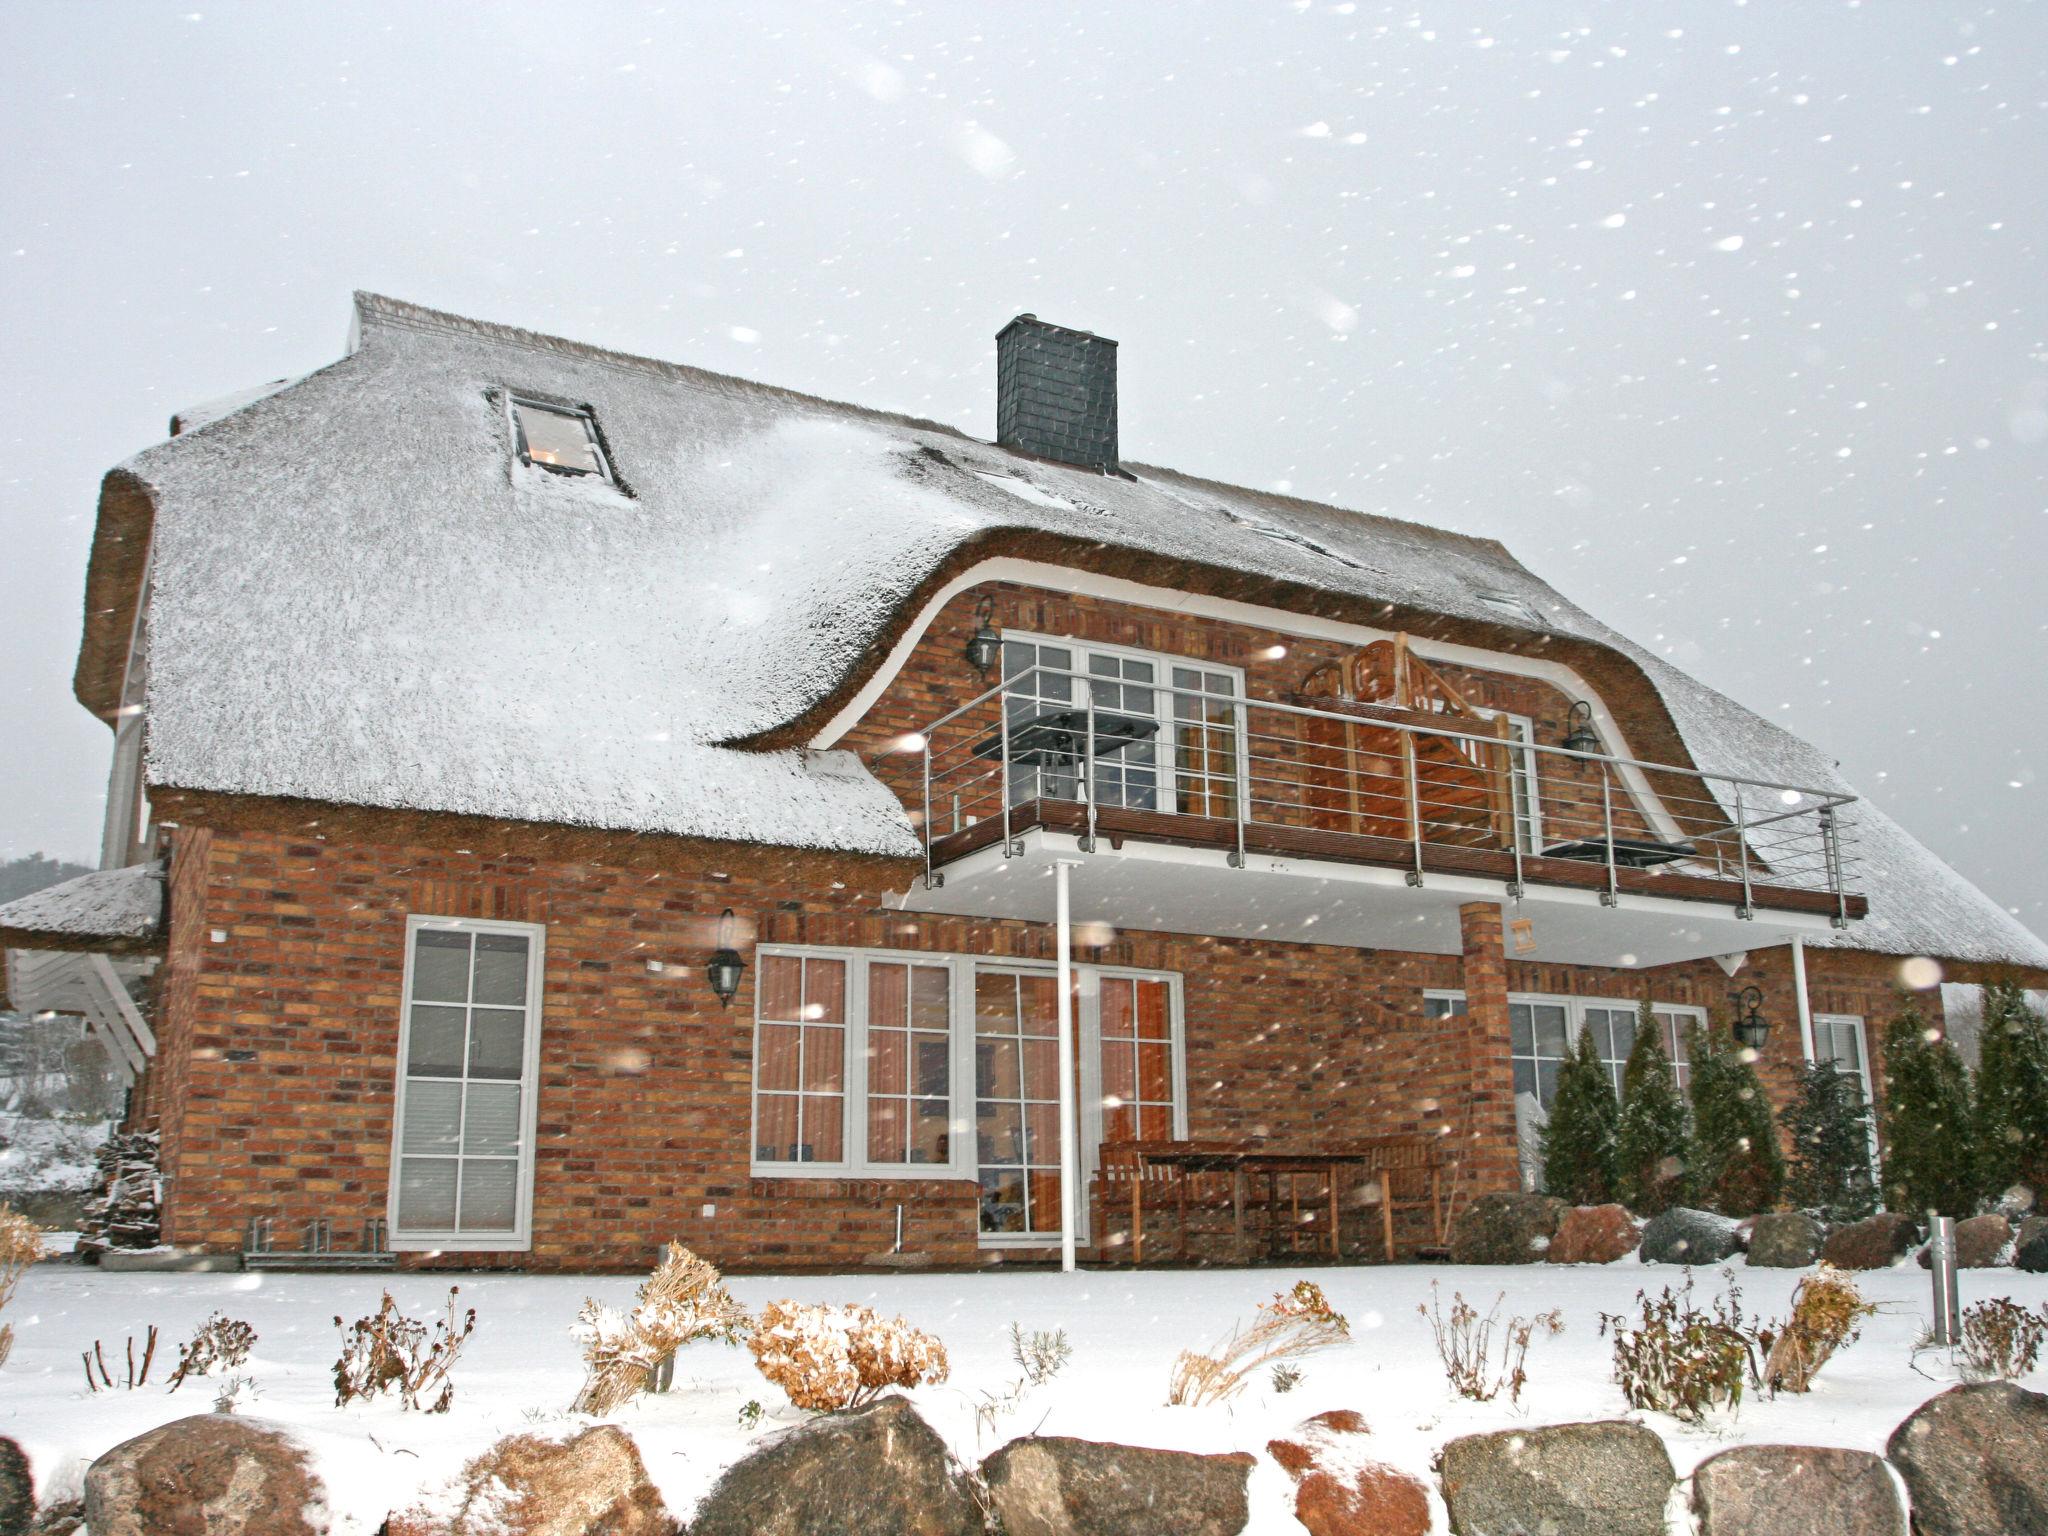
[3,1257,2044,1533]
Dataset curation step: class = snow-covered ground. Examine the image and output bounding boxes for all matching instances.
[0,1116,111,1193]
[2,1258,2042,1533]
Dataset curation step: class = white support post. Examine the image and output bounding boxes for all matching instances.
[1791,936,1816,1065]
[1054,857,1081,1274]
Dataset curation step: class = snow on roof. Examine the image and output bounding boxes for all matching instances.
[110,293,2047,967]
[168,378,298,436]
[0,862,164,944]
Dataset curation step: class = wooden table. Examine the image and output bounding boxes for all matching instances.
[1112,1143,1420,1265]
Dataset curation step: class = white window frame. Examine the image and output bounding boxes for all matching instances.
[387,914,547,1253]
[999,629,1247,817]
[1814,1013,1873,1102]
[748,946,1189,1250]
[507,394,614,481]
[1427,989,1706,1104]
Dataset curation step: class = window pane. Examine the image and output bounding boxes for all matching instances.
[407,1005,467,1077]
[869,962,908,1028]
[1024,1103,1059,1164]
[978,1100,1023,1163]
[976,972,1017,1035]
[868,1028,907,1096]
[1018,976,1059,1035]
[1103,1102,1136,1143]
[412,930,471,1003]
[1101,980,1134,1040]
[759,955,803,1020]
[1509,1003,1535,1056]
[1136,981,1172,1040]
[980,1038,1021,1099]
[1021,1038,1058,1094]
[400,1082,462,1156]
[1027,1169,1063,1232]
[801,1095,843,1162]
[910,1100,950,1164]
[912,1037,950,1098]
[756,1094,799,1161]
[514,400,604,475]
[472,934,529,1007]
[468,1009,525,1080]
[1536,1059,1562,1107]
[1138,1042,1171,1102]
[1102,1045,1136,1102]
[462,1083,522,1158]
[910,966,950,1031]
[805,959,846,1025]
[758,1024,800,1092]
[801,1026,844,1092]
[1512,1060,1538,1098]
[458,1160,519,1232]
[1532,1006,1569,1059]
[868,1100,907,1163]
[1139,1104,1172,1142]
[397,1159,457,1230]
[980,1170,1026,1233]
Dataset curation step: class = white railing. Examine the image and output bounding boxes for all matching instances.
[907,666,1860,924]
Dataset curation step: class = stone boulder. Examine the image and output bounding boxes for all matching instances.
[983,1436,1254,1536]
[691,1396,982,1536]
[0,1438,30,1536]
[1267,1410,1429,1536]
[386,1426,673,1536]
[1887,1381,2048,1536]
[1547,1205,1640,1265]
[1916,1213,2013,1270]
[1745,1212,1825,1268]
[1690,1445,1904,1536]
[83,1415,327,1536]
[1820,1212,1919,1270]
[1448,1192,1566,1265]
[1638,1206,1743,1266]
[2014,1215,2048,1273]
[1438,1420,1673,1536]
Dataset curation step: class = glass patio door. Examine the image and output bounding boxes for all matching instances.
[973,968,1071,1239]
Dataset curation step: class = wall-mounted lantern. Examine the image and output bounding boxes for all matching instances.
[1562,700,1602,755]
[964,596,1002,677]
[1728,984,1769,1052]
[707,908,746,1008]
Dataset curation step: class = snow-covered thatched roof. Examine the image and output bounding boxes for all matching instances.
[0,862,164,947]
[80,293,2047,968]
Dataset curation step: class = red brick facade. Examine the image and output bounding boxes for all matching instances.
[129,575,2041,1271]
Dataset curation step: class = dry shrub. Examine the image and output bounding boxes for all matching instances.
[0,1204,44,1369]
[1418,1284,1563,1406]
[1168,1280,1350,1407]
[167,1312,257,1391]
[1958,1297,2048,1381]
[1599,1270,1757,1425]
[333,1288,475,1412]
[1759,1265,1875,1393]
[570,1242,749,1415]
[748,1300,949,1412]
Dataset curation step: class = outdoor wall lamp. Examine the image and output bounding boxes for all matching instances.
[1729,985,1770,1052]
[706,908,747,1008]
[964,596,1002,676]
[1562,700,1602,755]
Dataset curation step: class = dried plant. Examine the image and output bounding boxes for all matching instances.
[167,1312,257,1391]
[1759,1265,1875,1394]
[748,1300,949,1412]
[333,1288,475,1413]
[1957,1297,2048,1382]
[570,1242,749,1415]
[1418,1284,1563,1406]
[1270,1362,1304,1394]
[1010,1322,1072,1387]
[0,1204,44,1369]
[212,1374,259,1414]
[82,1326,159,1391]
[1168,1280,1350,1407]
[1599,1271,1758,1425]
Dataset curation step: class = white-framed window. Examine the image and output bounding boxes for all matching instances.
[749,945,1186,1248]
[1814,1013,1872,1103]
[388,915,546,1252]
[1426,989,1705,1109]
[509,396,613,479]
[1501,714,1545,855]
[1000,631,1244,817]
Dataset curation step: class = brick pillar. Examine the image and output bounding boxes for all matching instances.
[1454,901,1523,1195]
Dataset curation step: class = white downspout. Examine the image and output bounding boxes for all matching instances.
[1054,858,1080,1273]
[1791,936,1816,1064]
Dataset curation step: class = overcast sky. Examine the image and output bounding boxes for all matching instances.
[2,2,2043,939]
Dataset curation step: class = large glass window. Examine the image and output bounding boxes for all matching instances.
[865,960,953,1166]
[391,917,544,1249]
[1098,975,1176,1145]
[753,954,847,1164]
[510,397,611,478]
[974,970,1065,1237]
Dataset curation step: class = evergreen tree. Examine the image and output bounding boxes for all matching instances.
[1541,1027,1621,1204]
[1972,980,2048,1203]
[1879,1006,1979,1217]
[1785,1062,1877,1222]
[1687,1020,1785,1216]
[1615,1000,1692,1214]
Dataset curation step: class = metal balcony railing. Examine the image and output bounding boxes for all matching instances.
[903,666,1861,926]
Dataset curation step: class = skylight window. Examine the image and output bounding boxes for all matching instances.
[1473,589,1541,625]
[510,397,611,479]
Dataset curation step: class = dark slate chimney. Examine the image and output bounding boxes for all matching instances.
[996,314,1118,473]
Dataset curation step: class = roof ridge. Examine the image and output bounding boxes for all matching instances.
[349,290,976,443]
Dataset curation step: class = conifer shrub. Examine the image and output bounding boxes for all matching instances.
[1972,981,2048,1204]
[1615,1002,1692,1215]
[1879,1006,1980,1217]
[1785,1062,1878,1222]
[1541,1028,1621,1204]
[1686,1021,1784,1217]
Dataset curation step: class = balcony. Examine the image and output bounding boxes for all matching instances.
[891,663,1864,968]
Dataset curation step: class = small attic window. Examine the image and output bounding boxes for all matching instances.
[1473,590,1541,625]
[510,397,611,479]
